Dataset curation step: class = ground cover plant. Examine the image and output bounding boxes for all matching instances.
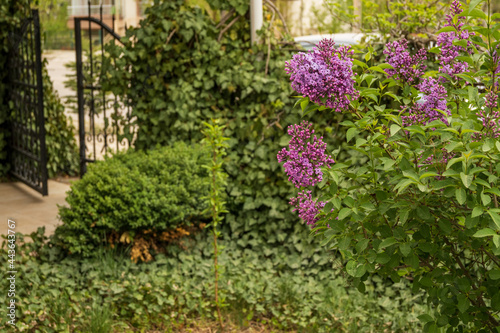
[280,0,500,331]
[0,227,433,332]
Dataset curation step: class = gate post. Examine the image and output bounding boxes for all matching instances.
[74,18,87,176]
[34,10,48,196]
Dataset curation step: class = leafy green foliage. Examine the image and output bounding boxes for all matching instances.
[0,228,432,332]
[295,2,500,331]
[54,142,210,256]
[37,0,72,50]
[42,61,79,177]
[102,0,354,264]
[316,0,449,39]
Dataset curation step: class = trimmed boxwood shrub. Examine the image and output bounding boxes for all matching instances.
[54,142,210,257]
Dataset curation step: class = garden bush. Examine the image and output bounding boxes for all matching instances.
[54,142,210,258]
[280,0,500,331]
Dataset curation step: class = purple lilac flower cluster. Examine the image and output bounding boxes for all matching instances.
[402,77,450,126]
[285,38,359,112]
[472,105,500,141]
[418,148,456,179]
[289,190,327,227]
[277,121,335,188]
[485,91,498,110]
[383,39,427,84]
[437,0,474,81]
[490,48,500,90]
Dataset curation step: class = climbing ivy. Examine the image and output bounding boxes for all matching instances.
[103,0,356,261]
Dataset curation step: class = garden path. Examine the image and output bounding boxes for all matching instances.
[0,179,71,237]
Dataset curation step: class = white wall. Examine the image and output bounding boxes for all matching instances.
[281,0,324,36]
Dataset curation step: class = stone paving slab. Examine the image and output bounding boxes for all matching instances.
[0,180,71,237]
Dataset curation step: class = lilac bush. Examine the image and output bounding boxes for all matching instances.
[278,0,500,330]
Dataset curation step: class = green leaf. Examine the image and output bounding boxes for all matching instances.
[346,260,357,277]
[405,125,425,136]
[438,220,452,235]
[338,237,351,250]
[390,124,401,136]
[355,264,366,278]
[400,243,411,257]
[418,314,434,323]
[445,141,463,152]
[455,188,466,205]
[420,172,438,180]
[481,192,491,206]
[368,66,386,74]
[485,188,500,197]
[460,172,473,188]
[494,235,500,248]
[473,228,496,237]
[447,156,464,170]
[395,179,416,193]
[337,208,352,220]
[346,128,358,143]
[457,294,470,313]
[487,210,500,230]
[468,8,486,19]
[471,206,483,218]
[356,238,370,253]
[379,237,397,249]
[437,26,456,33]
[468,0,484,14]
[489,270,500,280]
[352,59,367,68]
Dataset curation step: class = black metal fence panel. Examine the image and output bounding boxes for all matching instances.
[74,4,134,176]
[8,9,48,196]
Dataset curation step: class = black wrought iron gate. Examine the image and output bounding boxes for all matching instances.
[74,4,134,176]
[8,9,48,196]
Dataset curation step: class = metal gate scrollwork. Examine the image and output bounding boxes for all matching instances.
[8,9,48,196]
[74,3,135,176]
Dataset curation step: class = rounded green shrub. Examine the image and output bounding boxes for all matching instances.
[54,142,210,256]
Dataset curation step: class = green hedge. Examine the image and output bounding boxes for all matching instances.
[54,142,210,256]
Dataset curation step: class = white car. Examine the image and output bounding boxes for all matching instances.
[294,33,383,50]
[294,33,365,50]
